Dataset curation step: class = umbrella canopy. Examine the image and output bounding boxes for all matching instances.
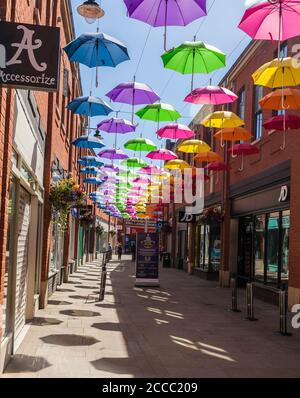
[229,143,260,156]
[252,58,300,88]
[72,135,105,149]
[201,111,245,129]
[121,158,148,168]
[205,161,230,172]
[106,81,160,105]
[124,138,157,152]
[263,114,300,130]
[136,103,181,123]
[64,32,130,69]
[177,139,211,154]
[185,85,238,105]
[102,164,119,173]
[259,88,300,110]
[214,127,252,142]
[162,41,226,90]
[123,0,207,50]
[98,148,128,160]
[78,156,104,167]
[194,151,222,163]
[97,118,137,134]
[80,167,100,175]
[67,96,113,117]
[239,0,300,42]
[146,149,178,161]
[83,178,104,185]
[140,165,161,175]
[157,123,195,140]
[165,160,191,170]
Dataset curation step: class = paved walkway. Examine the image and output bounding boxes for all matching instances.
[2,256,300,378]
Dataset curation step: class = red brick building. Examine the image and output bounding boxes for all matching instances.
[167,38,300,308]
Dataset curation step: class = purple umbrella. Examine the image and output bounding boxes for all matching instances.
[106,80,160,122]
[101,164,120,173]
[97,117,137,148]
[98,148,129,160]
[124,0,207,50]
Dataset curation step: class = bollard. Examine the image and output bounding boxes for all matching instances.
[230,276,241,313]
[99,251,108,302]
[245,282,258,321]
[278,288,292,336]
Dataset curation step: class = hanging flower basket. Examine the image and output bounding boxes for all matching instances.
[49,177,87,231]
[96,225,105,236]
[199,206,225,225]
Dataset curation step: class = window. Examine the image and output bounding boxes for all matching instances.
[275,41,288,59]
[238,87,245,120]
[281,210,290,284]
[253,85,263,140]
[266,212,280,285]
[195,222,220,272]
[254,215,265,283]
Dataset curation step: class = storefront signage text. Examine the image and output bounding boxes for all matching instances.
[278,185,289,203]
[0,21,60,92]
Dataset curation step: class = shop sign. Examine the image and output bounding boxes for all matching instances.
[0,21,60,92]
[278,185,289,203]
[135,233,160,287]
[178,212,197,223]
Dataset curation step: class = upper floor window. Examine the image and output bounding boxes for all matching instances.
[253,85,263,140]
[238,87,245,121]
[275,41,288,59]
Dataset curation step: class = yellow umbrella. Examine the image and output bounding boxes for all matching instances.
[177,139,211,154]
[252,57,300,88]
[165,160,191,170]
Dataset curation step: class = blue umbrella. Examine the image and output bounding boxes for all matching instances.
[64,32,130,86]
[67,96,113,117]
[72,135,105,149]
[80,167,100,175]
[78,156,104,167]
[83,178,104,185]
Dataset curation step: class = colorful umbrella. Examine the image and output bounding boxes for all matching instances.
[263,114,300,149]
[123,0,207,51]
[136,103,181,127]
[124,138,157,152]
[194,151,222,163]
[97,118,137,134]
[80,167,100,175]
[228,143,260,171]
[177,139,211,154]
[205,161,230,172]
[165,160,191,170]
[72,135,105,149]
[162,41,226,90]
[78,156,104,167]
[67,96,113,117]
[140,165,161,175]
[201,111,245,129]
[98,148,129,160]
[106,81,160,123]
[146,149,178,161]
[252,58,300,88]
[157,123,195,140]
[239,0,300,58]
[185,85,238,105]
[259,88,300,109]
[214,127,252,151]
[64,32,130,86]
[83,178,104,185]
[121,158,148,168]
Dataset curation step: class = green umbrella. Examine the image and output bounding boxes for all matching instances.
[121,157,148,168]
[161,40,226,90]
[124,138,157,152]
[136,103,181,126]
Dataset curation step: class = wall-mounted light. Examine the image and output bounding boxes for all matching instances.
[77,0,105,24]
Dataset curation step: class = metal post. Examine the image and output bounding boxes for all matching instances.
[245,282,258,321]
[99,251,108,302]
[278,286,292,336]
[230,275,241,313]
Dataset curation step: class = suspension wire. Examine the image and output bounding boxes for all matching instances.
[195,0,217,38]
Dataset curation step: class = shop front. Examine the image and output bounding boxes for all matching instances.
[232,180,290,302]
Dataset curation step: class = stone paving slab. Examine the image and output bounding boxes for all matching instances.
[2,256,300,378]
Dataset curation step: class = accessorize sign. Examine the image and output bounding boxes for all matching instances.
[0,21,60,92]
[135,233,160,287]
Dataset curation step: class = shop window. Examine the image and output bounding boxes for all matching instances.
[266,212,280,285]
[195,223,220,272]
[204,225,210,270]
[254,215,266,283]
[49,217,64,276]
[281,210,290,284]
[253,85,263,140]
[210,224,221,271]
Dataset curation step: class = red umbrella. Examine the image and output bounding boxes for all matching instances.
[263,114,300,130]
[228,144,259,171]
[205,161,231,172]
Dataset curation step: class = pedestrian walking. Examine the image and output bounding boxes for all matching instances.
[117,243,123,261]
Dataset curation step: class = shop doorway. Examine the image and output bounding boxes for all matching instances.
[237,216,253,284]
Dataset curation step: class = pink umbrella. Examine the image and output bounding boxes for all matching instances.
[133,177,151,184]
[205,161,231,172]
[140,165,161,175]
[228,144,260,172]
[184,85,238,105]
[157,123,195,140]
[239,0,300,58]
[146,149,178,161]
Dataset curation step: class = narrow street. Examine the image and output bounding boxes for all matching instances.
[3,257,300,379]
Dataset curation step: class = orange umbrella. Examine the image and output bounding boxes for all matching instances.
[194,151,223,163]
[259,88,300,110]
[214,127,252,142]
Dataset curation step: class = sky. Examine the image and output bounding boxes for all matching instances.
[70,0,257,162]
